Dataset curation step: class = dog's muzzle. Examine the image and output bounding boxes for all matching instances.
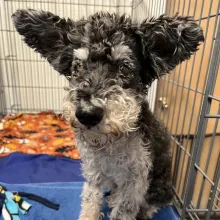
[75,104,104,128]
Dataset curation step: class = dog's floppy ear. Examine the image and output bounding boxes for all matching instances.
[136,14,204,85]
[12,9,82,76]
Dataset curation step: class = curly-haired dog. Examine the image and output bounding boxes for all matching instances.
[12,9,204,220]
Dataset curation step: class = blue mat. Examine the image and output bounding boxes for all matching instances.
[0,153,180,219]
[0,182,179,220]
[0,153,84,183]
[0,182,82,220]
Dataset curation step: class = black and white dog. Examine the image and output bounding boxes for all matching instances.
[12,10,204,220]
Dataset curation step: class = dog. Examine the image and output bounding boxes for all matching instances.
[12,9,204,220]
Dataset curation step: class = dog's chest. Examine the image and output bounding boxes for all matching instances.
[75,131,152,188]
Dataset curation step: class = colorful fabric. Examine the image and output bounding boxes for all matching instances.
[1,190,31,220]
[0,184,60,220]
[0,182,83,220]
[0,111,80,160]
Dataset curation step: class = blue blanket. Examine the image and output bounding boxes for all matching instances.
[0,153,84,183]
[0,182,179,220]
[0,153,180,220]
[0,182,83,220]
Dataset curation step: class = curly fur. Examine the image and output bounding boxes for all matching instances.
[12,9,204,220]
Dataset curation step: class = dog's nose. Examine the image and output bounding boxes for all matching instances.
[75,106,104,127]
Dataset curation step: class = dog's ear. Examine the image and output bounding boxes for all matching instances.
[136,14,204,85]
[12,9,82,76]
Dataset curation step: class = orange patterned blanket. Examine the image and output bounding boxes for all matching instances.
[0,111,80,159]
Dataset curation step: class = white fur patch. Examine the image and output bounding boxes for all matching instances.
[74,47,89,60]
[111,45,132,60]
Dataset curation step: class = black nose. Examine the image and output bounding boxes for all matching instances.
[75,106,104,127]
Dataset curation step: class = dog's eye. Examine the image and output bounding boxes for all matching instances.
[82,81,90,88]
[120,65,135,79]
[72,60,84,73]
[120,65,130,75]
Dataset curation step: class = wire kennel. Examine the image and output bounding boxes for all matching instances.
[0,0,219,219]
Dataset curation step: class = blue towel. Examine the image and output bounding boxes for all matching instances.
[0,182,83,220]
[0,153,180,219]
[0,153,84,183]
[0,182,180,220]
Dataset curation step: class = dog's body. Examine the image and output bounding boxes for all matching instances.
[12,10,204,220]
[75,103,172,220]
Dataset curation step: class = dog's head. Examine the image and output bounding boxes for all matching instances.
[12,10,204,134]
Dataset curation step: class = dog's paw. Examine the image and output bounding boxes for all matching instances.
[78,212,103,220]
[78,218,91,220]
[110,211,136,220]
[78,217,100,220]
[137,205,159,220]
[78,218,100,220]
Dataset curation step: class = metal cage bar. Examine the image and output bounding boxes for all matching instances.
[151,0,220,219]
[182,20,220,219]
[173,0,218,193]
[0,0,134,114]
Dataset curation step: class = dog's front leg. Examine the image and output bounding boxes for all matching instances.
[79,182,103,220]
[109,176,147,220]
